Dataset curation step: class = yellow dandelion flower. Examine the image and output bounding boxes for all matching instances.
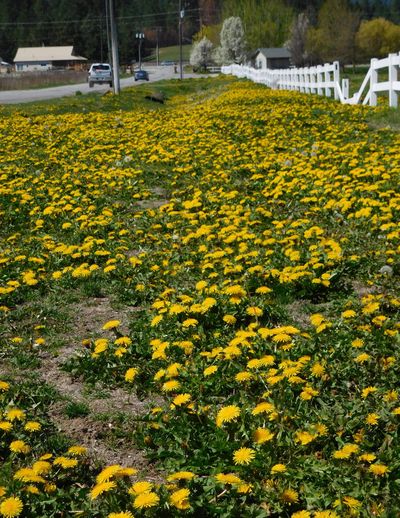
[204,366,218,376]
[271,463,286,474]
[253,427,274,444]
[172,393,191,406]
[339,496,362,510]
[0,381,10,391]
[233,447,256,465]
[167,471,195,481]
[314,512,339,518]
[5,409,25,422]
[67,446,87,456]
[24,421,41,432]
[102,320,121,330]
[53,457,78,469]
[216,405,240,427]
[281,488,299,503]
[97,465,125,483]
[107,512,134,518]
[252,402,275,415]
[361,386,377,398]
[215,473,242,485]
[246,306,263,317]
[90,481,117,500]
[32,461,52,475]
[9,440,30,454]
[355,353,370,363]
[182,318,198,328]
[133,491,159,509]
[358,453,376,463]
[0,497,23,517]
[13,468,45,484]
[129,481,153,495]
[162,380,180,392]
[170,488,191,510]
[223,315,237,324]
[369,463,389,476]
[341,310,356,319]
[235,371,253,382]
[295,431,316,445]
[291,511,310,518]
[365,413,380,425]
[0,422,12,432]
[125,368,139,382]
[333,444,359,459]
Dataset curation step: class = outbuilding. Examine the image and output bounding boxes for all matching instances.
[13,46,87,72]
[253,48,291,70]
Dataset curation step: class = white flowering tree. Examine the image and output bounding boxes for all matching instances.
[214,16,246,65]
[190,36,214,71]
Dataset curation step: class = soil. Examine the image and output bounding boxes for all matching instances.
[36,296,164,479]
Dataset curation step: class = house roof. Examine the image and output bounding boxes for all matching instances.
[255,47,291,59]
[14,46,87,63]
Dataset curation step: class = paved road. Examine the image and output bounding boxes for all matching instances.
[0,66,196,104]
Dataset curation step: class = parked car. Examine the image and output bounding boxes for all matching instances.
[161,60,175,66]
[134,70,149,81]
[88,63,112,87]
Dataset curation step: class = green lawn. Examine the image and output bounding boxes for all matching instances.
[145,44,192,63]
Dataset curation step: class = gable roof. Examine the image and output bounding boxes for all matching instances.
[255,48,291,59]
[14,46,87,63]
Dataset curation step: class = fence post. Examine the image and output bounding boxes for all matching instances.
[333,61,340,100]
[324,66,331,97]
[342,78,349,100]
[370,58,378,106]
[388,53,398,108]
[317,65,323,95]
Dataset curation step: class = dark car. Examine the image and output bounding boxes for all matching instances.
[134,70,149,81]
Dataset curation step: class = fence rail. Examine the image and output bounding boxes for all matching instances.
[222,52,400,108]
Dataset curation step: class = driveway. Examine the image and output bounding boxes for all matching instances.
[0,66,201,104]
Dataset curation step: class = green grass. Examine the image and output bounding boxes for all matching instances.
[145,44,192,63]
[0,76,234,117]
[342,65,389,99]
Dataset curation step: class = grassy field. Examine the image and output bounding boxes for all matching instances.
[0,76,399,517]
[145,44,192,63]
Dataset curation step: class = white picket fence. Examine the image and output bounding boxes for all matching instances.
[222,51,400,108]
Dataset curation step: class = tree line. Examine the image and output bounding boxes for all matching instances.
[0,0,399,64]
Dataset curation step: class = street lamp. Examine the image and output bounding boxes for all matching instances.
[136,32,145,70]
[178,2,184,80]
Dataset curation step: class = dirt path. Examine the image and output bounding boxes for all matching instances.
[37,296,163,479]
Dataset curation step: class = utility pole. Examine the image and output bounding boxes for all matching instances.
[108,0,120,94]
[136,33,145,70]
[155,27,161,67]
[179,0,184,80]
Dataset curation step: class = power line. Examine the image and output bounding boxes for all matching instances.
[0,8,201,27]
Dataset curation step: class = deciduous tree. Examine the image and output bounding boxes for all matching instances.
[306,0,360,64]
[356,17,400,59]
[190,36,214,69]
[214,16,246,64]
[287,12,310,66]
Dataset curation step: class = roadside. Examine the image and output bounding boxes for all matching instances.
[0,65,211,104]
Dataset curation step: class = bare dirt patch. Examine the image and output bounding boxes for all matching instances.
[37,296,163,479]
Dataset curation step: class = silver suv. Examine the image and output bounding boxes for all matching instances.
[88,63,113,88]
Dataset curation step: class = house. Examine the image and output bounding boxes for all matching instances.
[0,59,12,74]
[13,46,87,72]
[252,48,291,70]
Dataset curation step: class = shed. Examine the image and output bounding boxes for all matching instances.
[0,59,12,74]
[253,48,291,70]
[13,46,87,72]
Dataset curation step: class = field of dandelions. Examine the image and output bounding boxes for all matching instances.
[0,77,399,518]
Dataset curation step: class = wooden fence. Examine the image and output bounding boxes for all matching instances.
[222,52,400,108]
